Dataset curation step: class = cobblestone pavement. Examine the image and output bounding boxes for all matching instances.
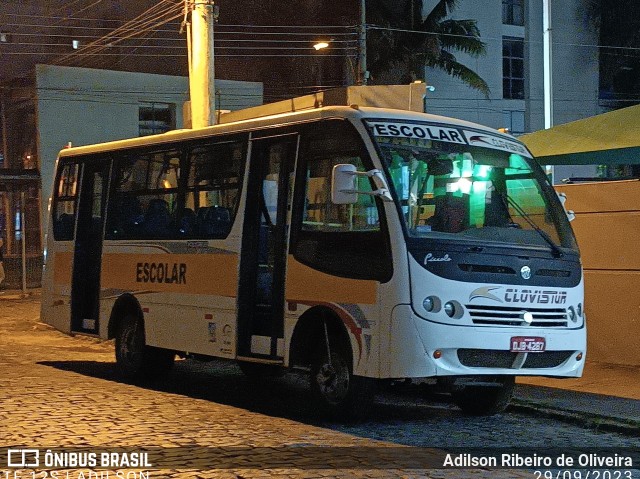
[0,294,637,479]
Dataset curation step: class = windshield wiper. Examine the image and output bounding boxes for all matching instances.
[499,192,564,258]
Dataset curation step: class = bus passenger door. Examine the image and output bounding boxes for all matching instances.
[70,160,110,334]
[237,134,298,359]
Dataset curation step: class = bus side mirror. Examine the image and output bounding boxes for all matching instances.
[331,164,358,204]
[331,164,393,204]
[557,192,575,222]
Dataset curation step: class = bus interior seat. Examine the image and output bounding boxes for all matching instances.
[177,208,196,235]
[143,198,172,237]
[116,195,144,236]
[198,206,231,237]
[431,194,469,233]
[195,206,210,234]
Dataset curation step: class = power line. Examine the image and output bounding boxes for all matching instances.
[54,0,183,67]
[3,42,357,52]
[66,0,105,19]
[368,24,640,53]
[3,32,358,45]
[0,12,135,24]
[1,51,353,58]
[4,9,638,54]
[1,11,357,30]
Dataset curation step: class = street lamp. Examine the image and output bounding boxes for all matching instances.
[312,41,330,90]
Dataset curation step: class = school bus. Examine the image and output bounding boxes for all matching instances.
[41,105,586,415]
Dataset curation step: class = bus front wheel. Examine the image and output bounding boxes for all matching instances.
[451,376,515,416]
[310,340,374,416]
[115,315,175,380]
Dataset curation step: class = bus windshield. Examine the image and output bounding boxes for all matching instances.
[368,121,577,251]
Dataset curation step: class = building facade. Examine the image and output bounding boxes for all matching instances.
[0,64,262,288]
[421,0,602,181]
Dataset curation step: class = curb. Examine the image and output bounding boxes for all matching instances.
[510,399,640,437]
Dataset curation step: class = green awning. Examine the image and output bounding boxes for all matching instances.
[520,104,640,165]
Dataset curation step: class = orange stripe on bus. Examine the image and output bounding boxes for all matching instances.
[285,257,378,305]
[53,251,377,305]
[101,253,239,296]
[53,252,73,285]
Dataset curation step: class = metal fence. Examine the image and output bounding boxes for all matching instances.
[2,189,42,292]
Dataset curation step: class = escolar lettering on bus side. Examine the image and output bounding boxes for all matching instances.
[136,262,187,284]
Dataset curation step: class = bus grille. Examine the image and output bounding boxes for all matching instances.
[457,349,574,369]
[465,305,568,327]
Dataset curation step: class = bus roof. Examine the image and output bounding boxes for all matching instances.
[57,105,515,158]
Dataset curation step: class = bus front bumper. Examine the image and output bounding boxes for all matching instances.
[387,305,586,379]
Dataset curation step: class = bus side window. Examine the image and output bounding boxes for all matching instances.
[107,150,180,239]
[185,140,245,239]
[52,162,80,241]
[292,120,392,282]
[303,156,379,232]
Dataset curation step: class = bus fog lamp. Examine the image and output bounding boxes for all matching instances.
[443,301,464,319]
[444,302,455,317]
[433,350,442,359]
[423,297,434,312]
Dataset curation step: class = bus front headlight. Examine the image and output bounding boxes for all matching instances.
[423,296,441,313]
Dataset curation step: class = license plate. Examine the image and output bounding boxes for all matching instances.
[510,336,546,353]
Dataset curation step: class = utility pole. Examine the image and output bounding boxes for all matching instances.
[543,0,553,129]
[358,0,368,85]
[543,0,554,183]
[186,0,217,128]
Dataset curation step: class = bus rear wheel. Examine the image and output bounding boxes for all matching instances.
[115,315,175,380]
[310,340,374,417]
[451,376,515,416]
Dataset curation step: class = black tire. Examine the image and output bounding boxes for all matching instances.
[452,376,515,416]
[114,314,175,380]
[309,339,374,417]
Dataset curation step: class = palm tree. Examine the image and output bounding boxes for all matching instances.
[367,0,489,97]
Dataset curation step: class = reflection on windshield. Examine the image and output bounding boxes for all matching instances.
[373,133,576,250]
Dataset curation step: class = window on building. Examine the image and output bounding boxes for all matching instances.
[139,103,176,136]
[502,0,524,26]
[503,37,525,99]
[502,110,525,135]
